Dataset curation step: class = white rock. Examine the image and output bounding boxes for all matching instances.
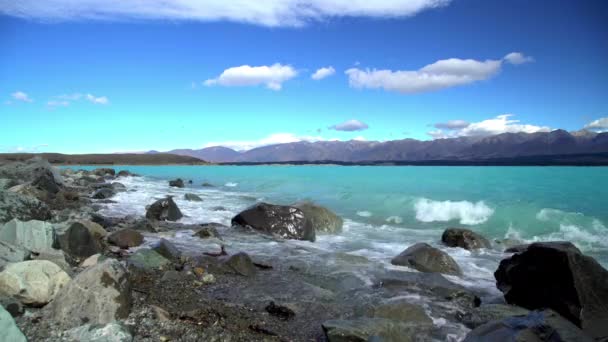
[0,260,71,306]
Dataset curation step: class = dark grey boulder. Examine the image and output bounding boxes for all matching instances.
[169,178,185,188]
[222,252,257,276]
[56,221,104,262]
[391,243,462,275]
[145,197,183,221]
[494,241,608,340]
[184,193,203,202]
[107,229,144,249]
[32,169,61,194]
[0,191,52,224]
[92,187,114,199]
[111,182,127,192]
[293,201,343,234]
[193,223,224,240]
[153,238,182,261]
[463,310,593,342]
[441,228,490,250]
[231,202,315,242]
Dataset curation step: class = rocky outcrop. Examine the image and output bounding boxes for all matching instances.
[463,310,593,342]
[0,191,52,224]
[0,219,57,254]
[0,305,26,342]
[0,260,70,306]
[231,203,315,242]
[107,229,144,249]
[391,243,461,275]
[169,178,185,188]
[441,228,490,250]
[145,197,183,221]
[494,241,608,340]
[48,259,131,329]
[293,201,343,234]
[184,193,203,202]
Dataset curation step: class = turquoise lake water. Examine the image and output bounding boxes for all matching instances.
[71,165,608,266]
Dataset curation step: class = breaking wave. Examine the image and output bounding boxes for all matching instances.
[414,198,494,225]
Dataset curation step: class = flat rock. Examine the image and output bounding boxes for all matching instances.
[0,260,71,306]
[184,193,203,202]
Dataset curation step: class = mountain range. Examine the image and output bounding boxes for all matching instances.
[149,130,608,164]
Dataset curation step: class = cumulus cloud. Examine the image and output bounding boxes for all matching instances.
[204,64,297,91]
[345,52,533,94]
[50,93,109,106]
[434,120,470,129]
[311,66,335,80]
[203,133,327,151]
[0,0,451,27]
[11,91,33,102]
[329,119,369,132]
[503,52,535,65]
[584,117,608,132]
[427,114,551,139]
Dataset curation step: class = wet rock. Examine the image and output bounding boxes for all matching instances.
[494,241,608,340]
[265,301,295,320]
[459,304,530,329]
[0,294,24,317]
[362,300,432,324]
[184,193,203,202]
[169,178,185,188]
[56,221,106,262]
[504,244,530,253]
[391,243,462,275]
[463,309,593,342]
[153,238,182,261]
[0,305,26,342]
[441,228,491,250]
[92,187,115,199]
[63,321,133,342]
[0,240,31,268]
[127,249,172,271]
[222,252,257,276]
[48,259,131,329]
[0,191,52,224]
[92,168,116,177]
[232,202,315,242]
[293,201,343,234]
[201,182,214,187]
[145,197,183,222]
[107,229,144,249]
[193,225,223,240]
[0,219,57,254]
[0,260,70,306]
[322,317,432,342]
[211,206,226,211]
[111,182,127,192]
[117,170,133,177]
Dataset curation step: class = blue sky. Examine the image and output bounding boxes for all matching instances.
[0,0,607,153]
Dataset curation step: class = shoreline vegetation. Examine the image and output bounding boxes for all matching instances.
[0,157,607,341]
[2,152,608,166]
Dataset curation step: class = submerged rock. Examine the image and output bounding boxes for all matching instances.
[145,197,183,221]
[184,193,203,202]
[494,241,608,340]
[463,310,593,342]
[293,201,343,234]
[0,305,26,342]
[169,178,185,188]
[107,229,144,249]
[48,259,131,329]
[0,191,52,224]
[458,304,530,329]
[391,243,462,276]
[0,260,70,306]
[231,202,315,242]
[441,228,490,250]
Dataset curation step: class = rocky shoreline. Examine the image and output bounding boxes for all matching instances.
[1,157,607,341]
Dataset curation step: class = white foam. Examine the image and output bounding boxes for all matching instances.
[356,211,372,217]
[386,216,403,224]
[225,182,238,187]
[414,198,494,225]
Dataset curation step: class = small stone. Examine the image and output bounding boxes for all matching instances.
[193,267,205,276]
[201,273,215,284]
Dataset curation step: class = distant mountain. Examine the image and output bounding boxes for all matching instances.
[151,130,608,164]
[0,153,206,165]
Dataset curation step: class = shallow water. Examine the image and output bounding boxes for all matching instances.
[66,165,608,293]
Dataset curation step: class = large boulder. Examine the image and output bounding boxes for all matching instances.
[293,201,343,234]
[0,240,30,268]
[494,241,608,340]
[63,321,133,342]
[145,197,183,221]
[463,310,593,342]
[169,178,185,188]
[107,229,144,249]
[0,305,26,342]
[48,259,131,329]
[0,260,71,306]
[0,191,52,224]
[231,203,315,242]
[0,219,57,254]
[56,221,106,262]
[391,243,461,276]
[441,228,490,250]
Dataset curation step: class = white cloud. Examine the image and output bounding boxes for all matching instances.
[330,119,369,131]
[204,64,297,91]
[434,120,470,129]
[0,1,451,27]
[203,133,327,151]
[47,100,70,108]
[311,66,335,80]
[427,114,551,139]
[50,93,109,106]
[503,52,535,65]
[11,91,33,102]
[584,117,608,132]
[346,52,532,94]
[85,94,109,104]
